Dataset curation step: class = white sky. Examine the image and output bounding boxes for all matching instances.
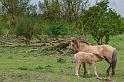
[31,0,124,17]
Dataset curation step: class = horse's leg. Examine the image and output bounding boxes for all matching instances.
[75,61,81,77]
[106,64,111,76]
[83,63,89,78]
[104,56,111,76]
[92,62,102,80]
[111,65,115,76]
[92,62,98,77]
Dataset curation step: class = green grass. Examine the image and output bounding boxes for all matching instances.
[0,35,124,82]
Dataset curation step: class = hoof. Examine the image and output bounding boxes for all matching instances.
[96,77,103,80]
[106,77,111,81]
[111,73,115,77]
[83,73,90,78]
[75,74,79,77]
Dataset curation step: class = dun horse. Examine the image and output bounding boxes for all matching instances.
[69,40,117,77]
[74,51,104,79]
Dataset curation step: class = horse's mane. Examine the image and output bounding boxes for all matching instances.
[79,40,89,45]
[71,40,90,46]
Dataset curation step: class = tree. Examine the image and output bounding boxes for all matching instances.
[0,0,31,25]
[61,0,83,22]
[38,0,61,21]
[0,0,38,38]
[38,0,85,22]
[0,0,37,25]
[81,0,122,44]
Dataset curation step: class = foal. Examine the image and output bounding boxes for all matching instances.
[74,51,104,79]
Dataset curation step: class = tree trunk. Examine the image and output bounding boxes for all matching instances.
[25,36,31,44]
[105,34,110,44]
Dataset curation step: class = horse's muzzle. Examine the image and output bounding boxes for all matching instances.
[69,49,76,54]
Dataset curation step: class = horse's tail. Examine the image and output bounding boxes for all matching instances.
[111,49,117,76]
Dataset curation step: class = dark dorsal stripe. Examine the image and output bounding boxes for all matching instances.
[93,53,104,59]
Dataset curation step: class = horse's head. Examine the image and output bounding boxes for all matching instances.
[68,39,90,54]
[68,40,90,53]
[68,40,79,54]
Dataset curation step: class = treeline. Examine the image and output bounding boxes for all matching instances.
[0,0,124,44]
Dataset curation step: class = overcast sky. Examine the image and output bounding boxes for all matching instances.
[31,0,124,17]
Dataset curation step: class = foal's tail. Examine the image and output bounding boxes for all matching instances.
[111,49,117,76]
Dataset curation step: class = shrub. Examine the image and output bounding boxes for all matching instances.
[16,16,34,44]
[42,21,71,39]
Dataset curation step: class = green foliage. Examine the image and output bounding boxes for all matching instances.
[39,0,61,21]
[119,18,124,33]
[42,21,71,39]
[81,0,122,44]
[57,58,66,64]
[49,24,66,38]
[18,66,28,70]
[35,66,44,70]
[40,35,49,41]
[16,16,34,44]
[33,35,49,42]
[0,0,124,45]
[35,65,53,73]
[0,17,4,34]
[39,46,54,55]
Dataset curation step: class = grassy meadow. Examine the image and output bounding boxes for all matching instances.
[0,35,124,82]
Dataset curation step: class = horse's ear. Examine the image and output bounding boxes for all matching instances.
[76,41,79,48]
[73,40,79,47]
[67,40,71,45]
[71,40,76,43]
[70,40,79,47]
